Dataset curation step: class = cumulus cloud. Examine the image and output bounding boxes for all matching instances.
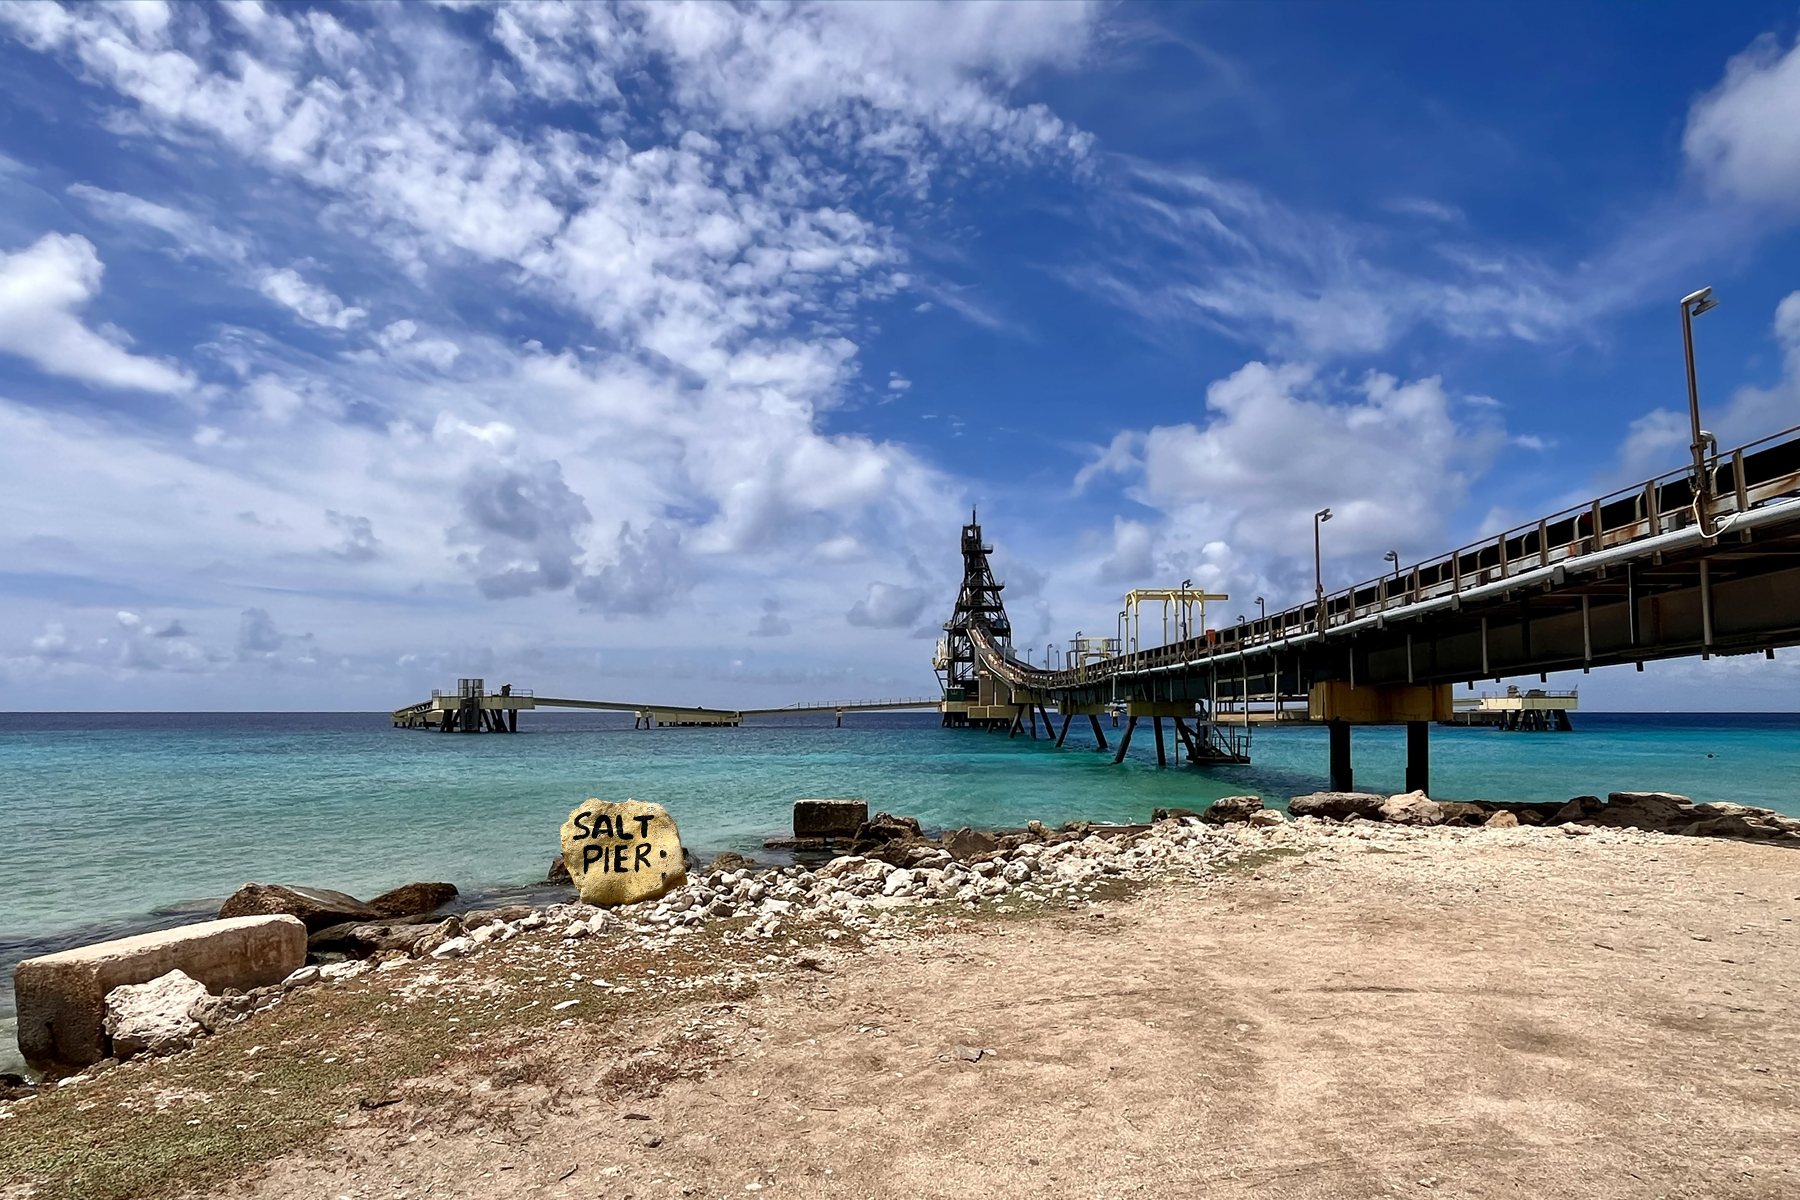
[237,608,285,658]
[29,622,74,658]
[0,233,193,392]
[1685,33,1800,210]
[452,461,591,599]
[326,510,381,562]
[1076,361,1504,599]
[258,268,366,329]
[1098,517,1155,582]
[749,597,791,637]
[575,521,694,617]
[846,581,929,628]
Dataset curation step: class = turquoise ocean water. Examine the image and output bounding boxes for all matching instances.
[4,709,1798,1072]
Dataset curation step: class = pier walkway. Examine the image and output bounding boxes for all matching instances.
[392,685,938,732]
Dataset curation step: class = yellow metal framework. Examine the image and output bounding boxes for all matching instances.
[1121,587,1228,653]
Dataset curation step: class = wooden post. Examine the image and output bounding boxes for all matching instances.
[1089,714,1108,751]
[1152,717,1167,768]
[1057,713,1073,747]
[1112,715,1137,764]
[1405,721,1429,795]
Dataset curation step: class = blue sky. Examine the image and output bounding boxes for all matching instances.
[2,1,1799,710]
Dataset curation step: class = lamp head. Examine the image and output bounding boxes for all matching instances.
[1317,507,1333,522]
[1384,550,1399,565]
[1682,286,1719,316]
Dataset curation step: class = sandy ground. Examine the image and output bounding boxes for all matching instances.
[226,827,1800,1200]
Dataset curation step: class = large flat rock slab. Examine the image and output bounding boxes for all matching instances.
[14,915,305,1073]
[218,883,379,931]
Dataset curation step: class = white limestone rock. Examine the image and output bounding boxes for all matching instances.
[103,970,209,1061]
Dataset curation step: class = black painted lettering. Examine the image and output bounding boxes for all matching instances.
[582,844,602,872]
[573,812,592,839]
[634,843,652,872]
[612,844,629,873]
[593,813,614,838]
[634,815,654,838]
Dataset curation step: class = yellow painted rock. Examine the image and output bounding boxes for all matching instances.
[560,799,686,907]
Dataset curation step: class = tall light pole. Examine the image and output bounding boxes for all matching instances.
[1314,508,1333,633]
[1255,595,1266,624]
[1681,286,1721,517]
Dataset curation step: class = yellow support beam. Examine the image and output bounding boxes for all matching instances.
[1307,682,1452,725]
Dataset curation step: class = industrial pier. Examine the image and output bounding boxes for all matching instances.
[395,419,1800,794]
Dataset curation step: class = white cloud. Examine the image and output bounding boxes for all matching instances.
[0,233,193,392]
[1071,361,1504,603]
[1072,164,1573,358]
[0,1,1113,701]
[846,581,929,628]
[29,622,74,658]
[1098,517,1154,582]
[749,597,791,637]
[1715,290,1800,444]
[1685,33,1800,210]
[67,183,249,261]
[258,267,366,329]
[1612,290,1800,484]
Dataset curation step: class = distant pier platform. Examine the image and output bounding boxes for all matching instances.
[1445,687,1577,730]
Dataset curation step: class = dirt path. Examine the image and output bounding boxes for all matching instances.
[234,828,1800,1200]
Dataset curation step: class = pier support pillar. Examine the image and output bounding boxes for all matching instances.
[1089,714,1108,751]
[1152,717,1167,768]
[1057,713,1072,747]
[1328,719,1352,792]
[1113,716,1137,764]
[1405,720,1429,795]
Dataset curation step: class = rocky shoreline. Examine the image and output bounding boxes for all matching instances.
[7,784,1797,1101]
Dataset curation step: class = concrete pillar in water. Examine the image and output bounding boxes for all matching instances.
[1405,720,1430,795]
[1328,719,1352,791]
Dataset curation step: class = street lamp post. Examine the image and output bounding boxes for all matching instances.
[1313,508,1333,634]
[1383,550,1399,608]
[1681,286,1721,524]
